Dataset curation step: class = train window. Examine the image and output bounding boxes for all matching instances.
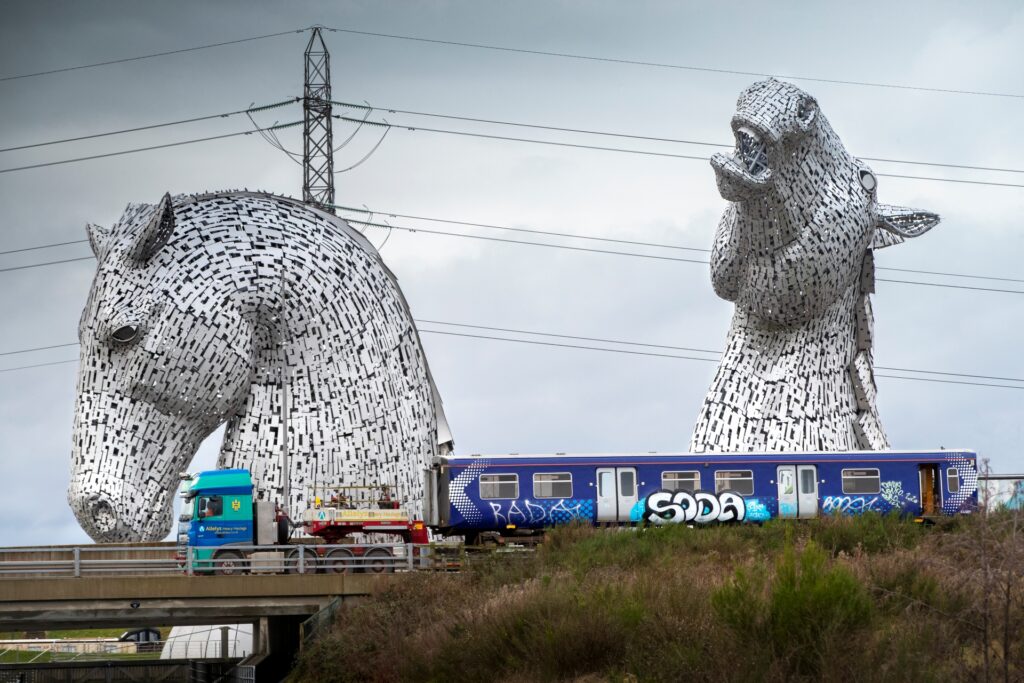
[947,468,960,494]
[534,473,572,498]
[662,471,700,492]
[715,470,754,496]
[480,474,518,499]
[842,469,880,494]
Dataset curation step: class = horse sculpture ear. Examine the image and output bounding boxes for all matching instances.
[873,204,940,248]
[86,223,110,259]
[128,193,175,263]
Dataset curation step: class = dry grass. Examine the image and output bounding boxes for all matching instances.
[290,511,1023,682]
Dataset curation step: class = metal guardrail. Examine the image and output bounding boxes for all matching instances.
[0,542,467,578]
[0,638,162,663]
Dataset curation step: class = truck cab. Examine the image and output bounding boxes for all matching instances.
[177,469,258,570]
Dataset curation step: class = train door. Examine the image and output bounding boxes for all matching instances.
[596,467,638,522]
[797,465,819,519]
[777,466,798,518]
[919,464,940,515]
[777,465,818,518]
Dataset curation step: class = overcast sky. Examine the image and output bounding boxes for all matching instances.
[1,1,1022,546]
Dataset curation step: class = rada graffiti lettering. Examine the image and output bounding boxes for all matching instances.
[822,496,882,513]
[488,499,591,526]
[643,490,746,525]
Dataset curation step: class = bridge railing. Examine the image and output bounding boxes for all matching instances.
[0,638,165,663]
[0,542,466,578]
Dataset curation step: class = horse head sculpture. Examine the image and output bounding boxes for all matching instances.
[70,191,452,542]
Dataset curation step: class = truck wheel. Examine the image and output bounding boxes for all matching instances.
[324,548,356,574]
[363,547,395,574]
[213,550,246,576]
[285,548,320,574]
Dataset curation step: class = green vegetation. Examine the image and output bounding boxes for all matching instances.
[293,512,1022,682]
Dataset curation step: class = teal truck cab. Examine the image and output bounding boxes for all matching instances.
[176,469,288,572]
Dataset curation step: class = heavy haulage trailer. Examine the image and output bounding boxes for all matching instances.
[178,449,979,574]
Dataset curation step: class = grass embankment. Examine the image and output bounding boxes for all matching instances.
[293,513,1023,682]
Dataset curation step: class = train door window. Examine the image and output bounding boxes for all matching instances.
[480,474,518,499]
[534,473,572,498]
[797,465,819,519]
[619,469,636,497]
[947,468,960,494]
[597,470,614,498]
[662,471,700,492]
[715,470,754,496]
[842,469,880,494]
[197,496,223,518]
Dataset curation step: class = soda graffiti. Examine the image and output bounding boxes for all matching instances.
[642,490,746,525]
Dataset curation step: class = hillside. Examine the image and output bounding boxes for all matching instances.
[292,512,1022,682]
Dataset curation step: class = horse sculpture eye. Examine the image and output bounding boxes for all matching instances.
[111,325,139,345]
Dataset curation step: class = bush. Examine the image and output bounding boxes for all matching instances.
[712,541,874,678]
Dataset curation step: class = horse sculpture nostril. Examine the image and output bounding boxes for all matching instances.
[91,500,118,534]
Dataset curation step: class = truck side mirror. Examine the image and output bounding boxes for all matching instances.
[179,513,192,523]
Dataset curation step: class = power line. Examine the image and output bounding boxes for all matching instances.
[0,121,303,175]
[0,342,78,357]
[7,319,1020,387]
[6,317,1015,382]
[0,256,93,274]
[0,29,309,83]
[0,239,87,256]
[333,100,1024,177]
[333,205,1024,285]
[418,320,1024,384]
[333,114,1024,190]
[417,328,1024,391]
[340,216,1024,295]
[0,99,299,153]
[4,209,1022,294]
[323,26,1024,100]
[0,359,78,374]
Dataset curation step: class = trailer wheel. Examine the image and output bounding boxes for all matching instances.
[324,547,356,574]
[213,550,246,576]
[285,547,320,574]
[363,547,395,574]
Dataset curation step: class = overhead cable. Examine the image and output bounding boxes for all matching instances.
[0,29,309,83]
[323,26,1024,100]
[415,329,1024,391]
[332,205,1023,284]
[8,319,1020,388]
[333,100,1024,176]
[4,209,1022,291]
[339,216,1024,295]
[332,115,1024,190]
[0,121,303,174]
[0,99,299,153]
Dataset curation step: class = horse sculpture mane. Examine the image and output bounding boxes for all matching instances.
[690,79,940,453]
[70,191,452,542]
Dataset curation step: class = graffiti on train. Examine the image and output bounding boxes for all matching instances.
[821,496,883,513]
[641,489,747,525]
[488,499,594,526]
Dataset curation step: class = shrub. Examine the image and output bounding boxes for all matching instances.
[712,541,874,678]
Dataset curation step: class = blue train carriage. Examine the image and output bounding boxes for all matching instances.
[424,450,979,538]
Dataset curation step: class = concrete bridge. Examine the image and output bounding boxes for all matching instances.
[0,543,437,680]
